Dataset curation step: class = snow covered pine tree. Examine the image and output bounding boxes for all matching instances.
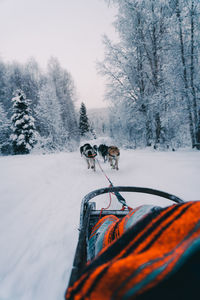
[10,89,38,154]
[79,102,90,136]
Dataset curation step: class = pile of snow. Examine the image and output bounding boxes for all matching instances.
[0,148,199,300]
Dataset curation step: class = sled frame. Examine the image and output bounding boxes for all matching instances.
[67,186,184,288]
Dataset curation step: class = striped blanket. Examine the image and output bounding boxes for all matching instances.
[66,201,200,300]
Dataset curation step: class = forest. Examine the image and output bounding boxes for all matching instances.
[0,57,80,154]
[98,0,200,149]
[0,0,200,155]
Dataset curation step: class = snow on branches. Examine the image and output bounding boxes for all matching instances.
[10,89,38,154]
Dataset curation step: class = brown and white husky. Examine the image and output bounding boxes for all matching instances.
[107,146,120,170]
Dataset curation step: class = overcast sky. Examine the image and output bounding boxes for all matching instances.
[0,0,118,109]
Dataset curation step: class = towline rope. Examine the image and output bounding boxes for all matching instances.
[96,158,132,210]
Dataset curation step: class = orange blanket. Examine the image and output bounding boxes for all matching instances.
[66,201,200,300]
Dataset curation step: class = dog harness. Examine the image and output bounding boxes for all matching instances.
[109,153,120,157]
[86,152,97,158]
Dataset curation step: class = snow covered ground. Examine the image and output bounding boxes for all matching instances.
[0,147,199,300]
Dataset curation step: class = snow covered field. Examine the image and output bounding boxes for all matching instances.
[0,148,200,300]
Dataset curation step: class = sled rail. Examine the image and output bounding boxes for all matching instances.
[80,186,184,228]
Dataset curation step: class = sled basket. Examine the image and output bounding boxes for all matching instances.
[67,186,184,287]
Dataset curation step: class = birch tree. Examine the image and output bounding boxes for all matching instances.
[101,0,200,149]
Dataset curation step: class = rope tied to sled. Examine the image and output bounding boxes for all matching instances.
[96,158,132,210]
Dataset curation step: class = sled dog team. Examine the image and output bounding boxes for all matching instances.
[80,143,120,171]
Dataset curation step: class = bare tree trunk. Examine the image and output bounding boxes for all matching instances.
[175,0,196,147]
[140,2,162,147]
[137,12,153,147]
[155,112,161,145]
[190,0,200,147]
[197,109,200,147]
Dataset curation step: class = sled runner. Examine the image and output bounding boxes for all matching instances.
[67,186,184,288]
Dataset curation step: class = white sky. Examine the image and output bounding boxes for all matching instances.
[0,0,118,109]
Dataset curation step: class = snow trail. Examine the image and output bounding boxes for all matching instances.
[0,149,199,299]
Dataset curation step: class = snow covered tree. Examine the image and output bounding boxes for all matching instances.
[10,89,38,154]
[47,57,79,144]
[0,102,11,154]
[79,102,90,136]
[0,60,8,110]
[99,0,200,149]
[89,122,97,139]
[171,0,200,148]
[35,80,66,150]
[0,56,81,152]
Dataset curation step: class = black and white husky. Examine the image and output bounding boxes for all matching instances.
[80,143,97,171]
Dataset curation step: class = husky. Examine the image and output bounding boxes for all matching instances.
[98,144,109,163]
[80,143,97,171]
[107,146,120,170]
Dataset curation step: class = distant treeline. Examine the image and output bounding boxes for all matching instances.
[0,57,80,154]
